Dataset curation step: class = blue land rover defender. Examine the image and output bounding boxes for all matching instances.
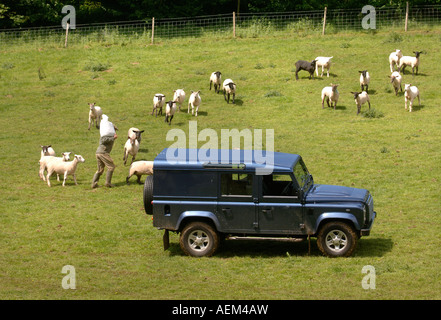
[143,148,376,257]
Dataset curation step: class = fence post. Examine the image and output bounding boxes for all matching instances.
[405,2,409,31]
[64,22,69,48]
[322,7,327,35]
[233,12,236,38]
[151,17,155,44]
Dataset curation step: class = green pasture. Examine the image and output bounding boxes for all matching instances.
[0,28,440,300]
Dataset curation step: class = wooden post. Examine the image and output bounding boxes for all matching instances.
[64,22,69,48]
[233,11,236,38]
[405,2,409,32]
[151,17,155,45]
[322,7,327,36]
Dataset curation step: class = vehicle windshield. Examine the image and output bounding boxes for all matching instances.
[293,159,312,191]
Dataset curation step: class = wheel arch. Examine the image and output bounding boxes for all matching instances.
[313,212,360,236]
[176,211,221,233]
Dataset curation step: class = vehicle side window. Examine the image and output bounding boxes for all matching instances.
[262,174,297,197]
[221,173,253,196]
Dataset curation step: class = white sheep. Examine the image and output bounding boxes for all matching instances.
[315,56,333,77]
[123,136,140,166]
[399,51,423,76]
[389,49,403,72]
[321,84,339,110]
[173,89,186,112]
[126,160,154,184]
[404,84,420,112]
[152,94,165,117]
[46,154,85,187]
[39,152,71,181]
[222,79,236,104]
[188,90,201,117]
[351,91,371,115]
[165,100,177,125]
[88,102,103,130]
[210,71,222,93]
[359,70,370,93]
[390,71,402,96]
[128,127,144,143]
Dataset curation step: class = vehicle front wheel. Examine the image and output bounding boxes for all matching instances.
[180,222,219,257]
[317,221,357,257]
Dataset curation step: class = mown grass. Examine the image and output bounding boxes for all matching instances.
[0,28,440,300]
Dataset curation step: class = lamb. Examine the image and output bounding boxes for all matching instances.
[389,71,402,96]
[210,71,222,93]
[321,84,339,110]
[46,154,85,187]
[128,127,144,143]
[404,84,420,112]
[188,90,201,117]
[123,136,140,166]
[173,89,186,112]
[359,70,370,93]
[295,59,317,80]
[315,56,333,77]
[165,100,177,125]
[126,160,154,184]
[351,91,371,115]
[152,94,165,117]
[222,79,236,104]
[389,49,403,72]
[39,152,71,181]
[40,145,55,158]
[399,51,423,76]
[88,102,103,130]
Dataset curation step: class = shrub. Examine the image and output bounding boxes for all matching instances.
[362,108,384,118]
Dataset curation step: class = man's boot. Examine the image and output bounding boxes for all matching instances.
[91,173,101,188]
[105,171,114,188]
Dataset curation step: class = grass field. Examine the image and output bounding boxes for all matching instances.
[1,28,440,300]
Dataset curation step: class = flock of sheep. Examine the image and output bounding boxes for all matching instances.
[38,71,238,187]
[295,49,422,114]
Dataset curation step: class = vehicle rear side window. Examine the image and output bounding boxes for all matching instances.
[154,171,217,197]
[221,173,253,197]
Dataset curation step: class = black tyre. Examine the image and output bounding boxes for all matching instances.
[180,222,219,257]
[143,175,154,215]
[317,221,357,257]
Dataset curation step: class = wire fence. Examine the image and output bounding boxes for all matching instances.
[1,5,441,47]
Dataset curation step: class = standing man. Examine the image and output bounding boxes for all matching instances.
[92,114,118,188]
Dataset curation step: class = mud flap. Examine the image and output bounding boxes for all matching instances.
[163,229,170,251]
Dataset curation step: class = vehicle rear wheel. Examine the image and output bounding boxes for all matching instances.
[317,221,357,257]
[143,175,153,215]
[180,222,219,257]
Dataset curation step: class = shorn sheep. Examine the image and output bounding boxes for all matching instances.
[315,56,333,78]
[126,160,153,184]
[165,100,177,125]
[46,155,85,187]
[210,71,222,93]
[351,91,371,115]
[222,79,236,104]
[404,84,420,112]
[359,70,370,93]
[389,49,403,72]
[123,136,140,166]
[152,94,165,117]
[88,102,103,130]
[321,84,339,110]
[173,89,186,112]
[188,90,201,117]
[399,51,423,76]
[39,151,71,181]
[390,72,402,96]
[295,59,317,80]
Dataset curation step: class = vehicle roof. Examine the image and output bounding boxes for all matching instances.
[153,148,300,173]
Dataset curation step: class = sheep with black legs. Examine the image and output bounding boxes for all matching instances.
[321,84,339,110]
[295,59,317,80]
[359,70,370,93]
[351,91,371,115]
[188,91,201,117]
[389,72,402,96]
[126,161,153,184]
[399,51,423,76]
[210,71,222,93]
[404,84,420,112]
[222,79,236,104]
[165,100,177,125]
[152,94,165,117]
